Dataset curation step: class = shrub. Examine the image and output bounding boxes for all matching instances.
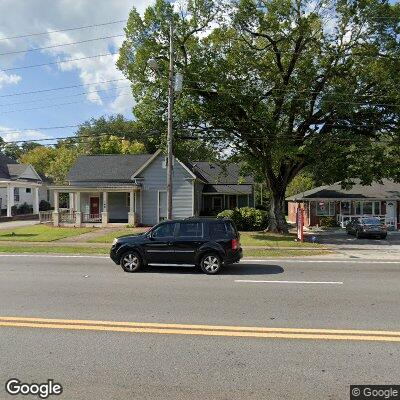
[217,207,268,231]
[11,203,33,215]
[318,216,337,227]
[39,200,52,211]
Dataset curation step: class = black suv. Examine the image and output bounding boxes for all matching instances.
[110,218,242,274]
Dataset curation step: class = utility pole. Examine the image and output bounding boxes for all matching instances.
[167,19,174,220]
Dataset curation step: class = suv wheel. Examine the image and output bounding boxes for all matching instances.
[120,251,142,273]
[200,254,222,275]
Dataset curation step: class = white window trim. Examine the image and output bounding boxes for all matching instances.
[157,190,167,223]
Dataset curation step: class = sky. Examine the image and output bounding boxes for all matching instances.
[0,0,154,144]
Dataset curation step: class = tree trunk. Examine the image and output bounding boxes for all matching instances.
[267,188,288,234]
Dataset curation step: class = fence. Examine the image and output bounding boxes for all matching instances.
[82,213,101,223]
[39,211,53,223]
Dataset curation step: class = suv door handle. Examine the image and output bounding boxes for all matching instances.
[167,241,174,246]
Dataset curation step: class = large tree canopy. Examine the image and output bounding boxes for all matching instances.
[119,0,400,232]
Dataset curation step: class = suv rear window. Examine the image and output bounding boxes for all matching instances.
[225,221,238,236]
[209,221,231,239]
[178,222,203,237]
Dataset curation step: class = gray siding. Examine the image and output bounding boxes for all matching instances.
[108,192,129,221]
[140,154,194,225]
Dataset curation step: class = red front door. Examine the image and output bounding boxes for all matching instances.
[90,197,100,215]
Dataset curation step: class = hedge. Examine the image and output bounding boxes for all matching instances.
[217,207,269,231]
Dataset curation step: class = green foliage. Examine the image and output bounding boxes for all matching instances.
[217,207,268,231]
[39,200,52,211]
[318,217,337,228]
[47,146,80,184]
[117,0,400,232]
[20,146,57,176]
[11,202,33,215]
[286,173,315,198]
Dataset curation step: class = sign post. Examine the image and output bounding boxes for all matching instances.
[296,207,304,242]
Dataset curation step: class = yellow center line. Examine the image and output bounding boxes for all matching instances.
[0,317,399,342]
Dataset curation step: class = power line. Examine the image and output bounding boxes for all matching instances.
[0,34,124,57]
[0,92,132,114]
[0,20,127,41]
[0,85,131,107]
[0,78,128,98]
[1,51,119,72]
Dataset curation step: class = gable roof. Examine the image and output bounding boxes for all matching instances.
[0,154,18,179]
[286,179,400,201]
[67,152,255,187]
[67,154,153,182]
[187,162,254,185]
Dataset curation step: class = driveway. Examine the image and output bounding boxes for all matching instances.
[0,219,40,229]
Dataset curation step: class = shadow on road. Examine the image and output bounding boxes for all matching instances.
[137,264,284,276]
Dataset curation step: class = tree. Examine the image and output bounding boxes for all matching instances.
[47,145,80,184]
[19,146,57,176]
[117,0,400,232]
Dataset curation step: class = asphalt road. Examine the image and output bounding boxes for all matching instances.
[0,255,399,400]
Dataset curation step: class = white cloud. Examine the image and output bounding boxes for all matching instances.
[0,126,50,142]
[0,0,154,114]
[0,71,21,89]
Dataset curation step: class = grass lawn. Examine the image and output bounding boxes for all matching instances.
[0,245,109,255]
[239,231,319,247]
[88,227,148,243]
[0,225,95,242]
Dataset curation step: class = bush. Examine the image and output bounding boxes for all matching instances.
[11,202,33,215]
[39,200,52,211]
[318,216,337,227]
[217,207,268,231]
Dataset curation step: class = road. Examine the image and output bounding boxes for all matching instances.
[0,254,399,399]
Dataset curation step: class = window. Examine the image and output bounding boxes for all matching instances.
[152,223,175,238]
[363,202,373,215]
[178,222,203,238]
[354,201,362,215]
[212,196,223,210]
[340,201,350,215]
[316,201,335,216]
[14,188,20,202]
[26,188,31,194]
[373,201,381,215]
[158,191,167,222]
[209,222,229,239]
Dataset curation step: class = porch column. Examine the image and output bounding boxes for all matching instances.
[69,193,75,211]
[33,187,39,214]
[101,191,108,227]
[75,192,82,227]
[52,191,59,226]
[128,190,136,226]
[6,184,14,218]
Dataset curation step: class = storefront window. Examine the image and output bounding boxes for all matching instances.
[340,201,351,215]
[363,202,373,215]
[316,201,335,216]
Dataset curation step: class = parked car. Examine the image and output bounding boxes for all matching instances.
[110,218,242,274]
[346,217,387,239]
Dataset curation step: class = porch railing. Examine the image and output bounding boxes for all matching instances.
[39,211,53,223]
[337,214,396,229]
[82,213,101,223]
[59,210,76,224]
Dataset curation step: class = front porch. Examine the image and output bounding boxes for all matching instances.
[50,185,141,227]
[200,193,254,216]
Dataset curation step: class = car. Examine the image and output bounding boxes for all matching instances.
[346,216,387,239]
[110,218,242,274]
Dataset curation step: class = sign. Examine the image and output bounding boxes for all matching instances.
[296,207,304,242]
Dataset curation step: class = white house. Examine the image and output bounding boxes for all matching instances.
[0,154,44,217]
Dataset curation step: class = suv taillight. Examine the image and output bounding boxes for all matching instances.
[231,239,238,250]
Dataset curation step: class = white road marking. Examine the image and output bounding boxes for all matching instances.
[235,279,343,285]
